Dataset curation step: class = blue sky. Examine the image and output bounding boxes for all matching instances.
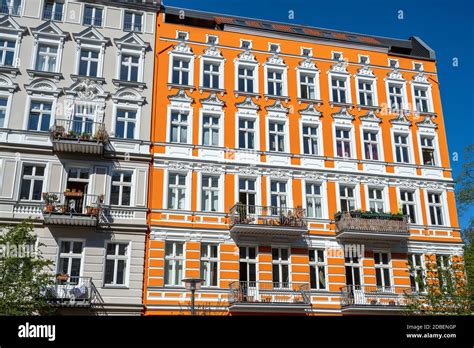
[164,0,474,229]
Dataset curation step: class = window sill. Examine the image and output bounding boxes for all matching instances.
[0,66,20,76]
[102,285,129,289]
[198,86,226,95]
[112,79,146,90]
[356,104,379,111]
[167,83,195,91]
[297,98,323,105]
[414,110,437,117]
[70,74,106,84]
[233,90,260,98]
[264,94,289,102]
[330,101,354,109]
[27,69,63,81]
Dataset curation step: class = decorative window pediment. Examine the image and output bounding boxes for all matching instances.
[412,72,429,84]
[114,32,149,51]
[32,21,68,41]
[170,41,193,56]
[25,78,60,96]
[331,107,354,121]
[112,87,145,106]
[0,74,17,92]
[64,78,108,100]
[265,99,288,114]
[168,88,193,107]
[265,54,286,67]
[73,26,109,45]
[390,112,411,126]
[201,45,224,59]
[297,58,318,71]
[356,65,375,77]
[299,103,321,117]
[0,15,25,35]
[235,50,257,63]
[329,61,348,74]
[359,110,381,123]
[416,115,437,129]
[200,92,224,107]
[235,96,259,111]
[386,69,405,81]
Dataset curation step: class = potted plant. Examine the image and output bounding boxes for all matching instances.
[80,132,91,141]
[42,192,58,213]
[85,206,93,215]
[94,126,108,142]
[91,206,100,216]
[55,273,69,281]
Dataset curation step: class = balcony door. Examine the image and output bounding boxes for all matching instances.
[239,247,257,300]
[270,180,287,215]
[238,178,256,217]
[344,254,364,303]
[72,104,95,136]
[57,240,84,283]
[65,167,91,214]
[272,248,290,289]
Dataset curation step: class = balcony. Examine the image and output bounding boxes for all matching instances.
[340,285,411,314]
[334,211,409,241]
[229,204,307,240]
[42,192,102,227]
[228,281,311,313]
[50,119,108,155]
[42,276,95,307]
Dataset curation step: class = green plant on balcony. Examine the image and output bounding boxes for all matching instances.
[79,132,91,141]
[334,210,405,221]
[42,192,59,213]
[50,125,66,139]
[94,126,108,142]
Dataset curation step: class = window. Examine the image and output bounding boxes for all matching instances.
[169,111,189,143]
[302,124,318,155]
[239,246,256,282]
[414,86,430,113]
[267,69,284,96]
[332,52,343,61]
[269,121,285,152]
[270,180,287,212]
[238,65,255,93]
[239,178,256,207]
[309,249,326,290]
[27,101,52,132]
[272,248,290,287]
[302,48,312,57]
[436,255,452,291]
[389,59,399,69]
[358,80,374,106]
[115,109,136,139]
[164,241,184,286]
[339,185,355,212]
[124,11,143,32]
[201,243,218,287]
[420,135,436,166]
[207,35,218,45]
[359,55,369,64]
[57,241,83,281]
[110,171,132,206]
[0,0,21,15]
[79,48,99,77]
[176,31,188,41]
[171,57,190,85]
[202,61,220,89]
[414,62,423,72]
[35,44,58,72]
[241,40,252,50]
[201,175,219,212]
[427,192,444,226]
[167,172,186,210]
[0,97,8,127]
[409,254,425,292]
[388,83,404,110]
[400,190,417,224]
[335,128,352,158]
[202,114,219,146]
[368,187,384,212]
[43,0,63,21]
[374,252,391,288]
[363,130,379,160]
[331,77,347,103]
[72,104,94,135]
[0,39,15,66]
[83,5,103,26]
[394,133,410,163]
[344,254,361,286]
[238,118,255,149]
[300,72,317,100]
[120,53,139,82]
[269,43,280,53]
[104,243,129,286]
[19,164,45,201]
[306,182,322,218]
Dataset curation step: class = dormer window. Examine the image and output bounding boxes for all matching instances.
[241,39,252,50]
[42,0,63,21]
[332,52,343,61]
[207,35,218,45]
[177,31,188,41]
[269,43,280,53]
[302,48,312,57]
[389,59,399,69]
[359,55,370,65]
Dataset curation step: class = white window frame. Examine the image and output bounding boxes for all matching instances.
[24,96,55,132]
[235,62,258,94]
[18,163,46,201]
[365,186,389,213]
[356,76,378,107]
[336,183,360,212]
[236,114,258,150]
[268,178,292,211]
[0,34,19,68]
[411,82,434,114]
[309,248,327,290]
[82,4,104,27]
[103,241,130,287]
[374,251,393,289]
[200,57,223,90]
[123,10,143,32]
[264,65,287,97]
[164,170,191,211]
[329,73,351,104]
[409,253,426,292]
[302,180,327,219]
[398,187,421,225]
[0,91,12,128]
[271,247,291,287]
[198,172,222,212]
[392,131,414,164]
[200,243,219,287]
[334,125,355,159]
[267,118,288,153]
[199,110,223,147]
[297,68,320,100]
[109,170,134,207]
[112,104,140,140]
[235,175,261,208]
[56,239,85,278]
[42,0,64,22]
[386,81,408,111]
[418,133,440,167]
[118,49,141,82]
[31,37,63,74]
[168,53,194,86]
[167,107,192,144]
[361,127,382,161]
[75,44,103,77]
[164,241,185,287]
[425,190,448,226]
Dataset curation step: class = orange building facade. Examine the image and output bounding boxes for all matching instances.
[144,7,463,315]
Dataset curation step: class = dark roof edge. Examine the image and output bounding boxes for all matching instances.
[410,36,436,60]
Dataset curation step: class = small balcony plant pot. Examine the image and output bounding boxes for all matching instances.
[85,206,93,215]
[91,207,100,216]
[56,273,69,281]
[44,204,54,213]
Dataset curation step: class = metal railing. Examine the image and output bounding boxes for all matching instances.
[42,8,63,21]
[42,276,93,306]
[42,192,102,216]
[335,212,408,235]
[340,285,411,307]
[50,118,108,143]
[83,15,102,27]
[0,3,21,15]
[229,281,310,305]
[123,21,142,32]
[229,204,307,228]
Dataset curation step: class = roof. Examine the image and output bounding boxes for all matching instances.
[163,6,435,60]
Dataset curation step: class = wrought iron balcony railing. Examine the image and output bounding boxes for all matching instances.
[50,118,108,154]
[340,285,412,308]
[42,192,102,226]
[229,204,307,229]
[229,281,310,306]
[42,276,95,307]
[334,211,409,240]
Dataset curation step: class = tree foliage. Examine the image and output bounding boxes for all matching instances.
[0,221,54,315]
